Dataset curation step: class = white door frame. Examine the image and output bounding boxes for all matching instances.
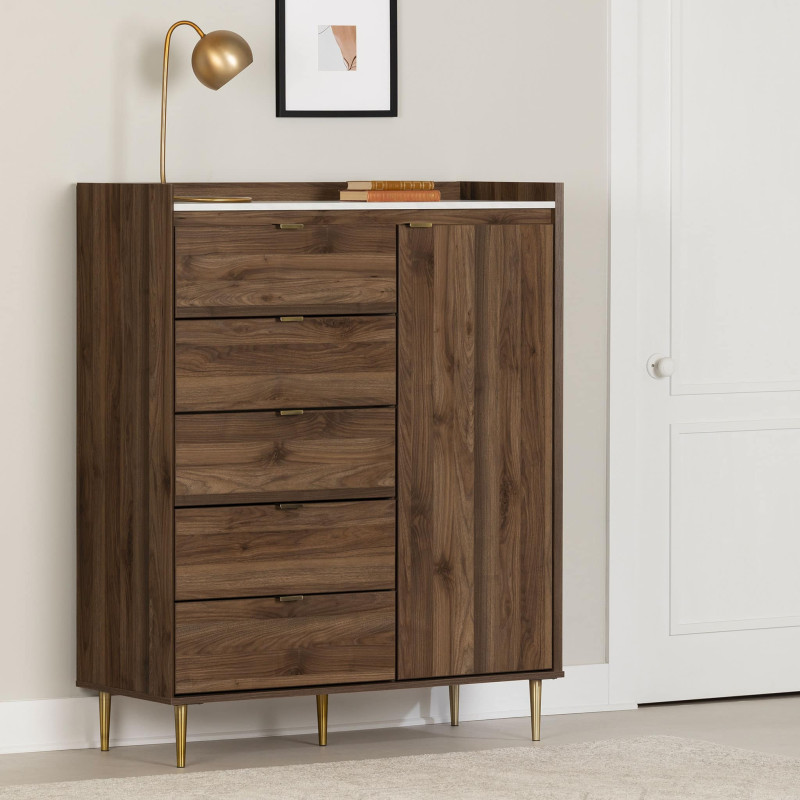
[607,0,642,708]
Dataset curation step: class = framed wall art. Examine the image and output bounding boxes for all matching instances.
[276,0,397,117]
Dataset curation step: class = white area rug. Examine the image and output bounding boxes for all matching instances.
[2,736,799,799]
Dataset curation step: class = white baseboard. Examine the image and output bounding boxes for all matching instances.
[0,664,634,755]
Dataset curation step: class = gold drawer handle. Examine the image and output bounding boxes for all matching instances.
[279,316,304,322]
[278,503,303,510]
[279,223,305,230]
[409,222,433,228]
[279,409,304,416]
[279,595,304,603]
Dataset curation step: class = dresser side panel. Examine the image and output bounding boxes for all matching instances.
[76,183,175,700]
[552,183,564,673]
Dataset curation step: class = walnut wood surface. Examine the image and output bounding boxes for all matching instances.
[175,316,396,412]
[176,254,396,318]
[552,184,564,672]
[459,182,558,202]
[175,500,396,600]
[175,592,396,692]
[77,181,563,708]
[76,184,174,700]
[397,223,554,680]
[174,224,397,317]
[81,667,565,705]
[172,181,563,204]
[173,182,462,202]
[173,181,462,201]
[175,408,396,506]
[176,223,396,255]
[173,209,554,229]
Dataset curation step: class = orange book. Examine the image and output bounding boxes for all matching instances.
[347,181,436,191]
[340,190,441,202]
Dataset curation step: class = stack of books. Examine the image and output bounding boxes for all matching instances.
[340,181,441,202]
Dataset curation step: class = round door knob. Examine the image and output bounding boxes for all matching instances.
[647,355,675,379]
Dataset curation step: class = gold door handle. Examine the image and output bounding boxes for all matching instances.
[279,223,305,230]
[279,409,304,416]
[278,503,303,510]
[279,595,304,602]
[409,222,433,228]
[279,316,304,322]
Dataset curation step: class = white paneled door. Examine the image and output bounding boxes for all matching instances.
[636,0,800,702]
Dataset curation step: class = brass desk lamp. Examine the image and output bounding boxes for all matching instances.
[161,21,253,200]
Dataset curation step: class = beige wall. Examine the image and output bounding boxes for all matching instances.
[0,0,608,701]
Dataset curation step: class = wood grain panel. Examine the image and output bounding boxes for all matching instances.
[398,223,554,680]
[80,666,564,705]
[473,225,554,674]
[459,182,558,202]
[175,500,396,600]
[173,209,554,229]
[173,181,463,202]
[175,224,396,256]
[175,408,396,506]
[175,316,396,412]
[552,184,564,673]
[171,181,558,204]
[175,592,396,692]
[76,183,174,700]
[176,253,396,317]
[174,225,396,317]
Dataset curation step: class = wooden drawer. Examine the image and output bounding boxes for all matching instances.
[175,500,396,601]
[175,592,396,693]
[174,224,396,317]
[175,316,396,413]
[175,408,395,506]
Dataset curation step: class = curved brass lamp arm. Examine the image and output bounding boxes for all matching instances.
[161,21,206,184]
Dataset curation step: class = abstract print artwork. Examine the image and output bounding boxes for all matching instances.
[318,26,357,71]
[277,0,397,117]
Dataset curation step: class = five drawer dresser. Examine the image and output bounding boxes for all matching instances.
[76,181,564,767]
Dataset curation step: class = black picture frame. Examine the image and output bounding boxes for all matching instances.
[276,0,398,117]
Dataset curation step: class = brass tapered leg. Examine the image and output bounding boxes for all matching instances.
[175,705,187,768]
[99,692,111,751]
[530,680,542,742]
[316,694,328,746]
[449,685,460,726]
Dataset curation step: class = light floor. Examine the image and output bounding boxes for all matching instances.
[1,694,799,786]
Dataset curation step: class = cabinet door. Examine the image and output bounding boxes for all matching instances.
[397,224,554,679]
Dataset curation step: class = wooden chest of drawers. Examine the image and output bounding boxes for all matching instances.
[76,181,563,767]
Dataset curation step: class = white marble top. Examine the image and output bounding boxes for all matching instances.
[174,201,556,212]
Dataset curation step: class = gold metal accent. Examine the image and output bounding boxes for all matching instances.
[279,316,305,322]
[99,692,111,751]
[175,705,188,768]
[530,680,542,742]
[279,409,304,416]
[160,21,253,184]
[409,222,433,228]
[279,595,304,602]
[449,685,460,726]
[280,223,305,230]
[316,695,328,746]
[279,503,303,510]
[174,196,253,203]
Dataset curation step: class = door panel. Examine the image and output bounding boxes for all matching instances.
[397,224,554,680]
[670,422,800,636]
[670,1,800,395]
[636,0,800,702]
